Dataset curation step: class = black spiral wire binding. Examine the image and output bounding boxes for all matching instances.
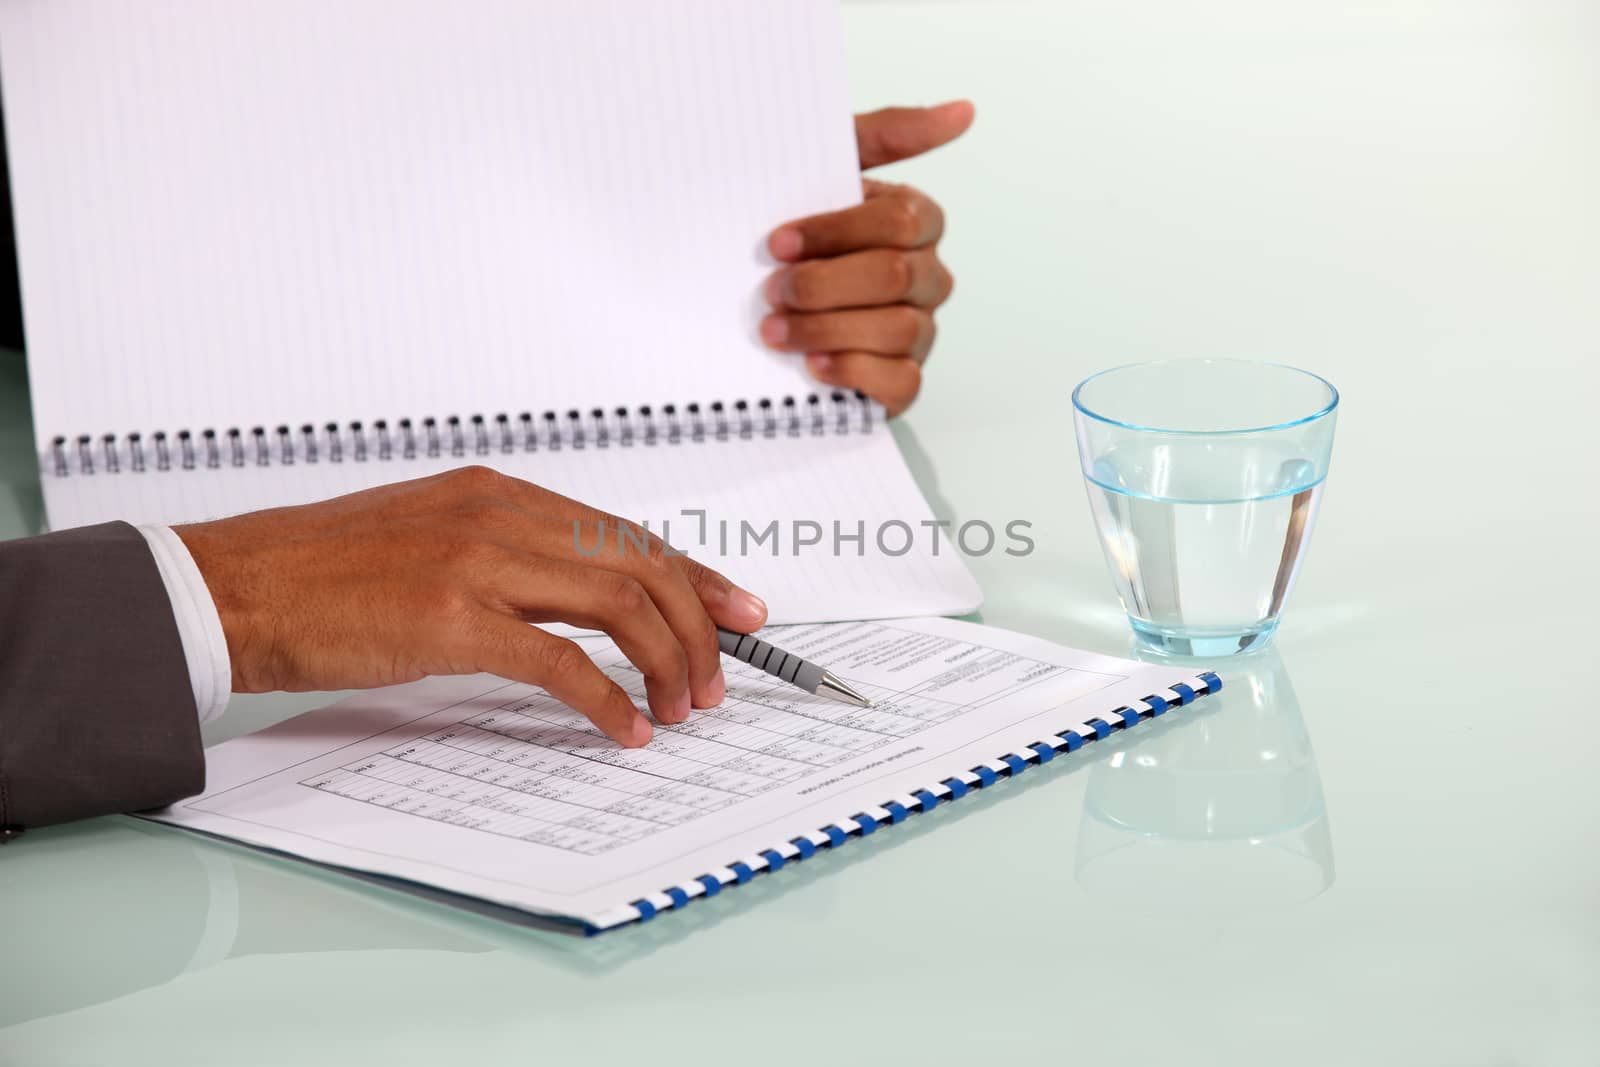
[44,393,875,476]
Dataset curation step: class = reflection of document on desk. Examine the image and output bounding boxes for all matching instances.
[148,618,1219,931]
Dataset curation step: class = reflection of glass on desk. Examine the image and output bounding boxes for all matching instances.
[1075,649,1333,914]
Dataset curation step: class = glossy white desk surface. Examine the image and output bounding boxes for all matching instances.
[2,2,1596,1062]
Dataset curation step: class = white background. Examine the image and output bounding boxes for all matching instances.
[1,1,1596,1063]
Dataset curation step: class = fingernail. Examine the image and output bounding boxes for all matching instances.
[761,268,787,307]
[730,587,768,628]
[708,668,727,706]
[806,353,833,377]
[769,226,803,261]
[760,315,789,346]
[669,688,691,725]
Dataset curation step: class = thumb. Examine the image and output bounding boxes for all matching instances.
[854,100,976,170]
[671,554,769,632]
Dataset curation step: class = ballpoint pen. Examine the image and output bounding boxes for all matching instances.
[716,628,874,708]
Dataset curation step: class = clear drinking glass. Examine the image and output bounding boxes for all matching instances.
[1072,360,1338,657]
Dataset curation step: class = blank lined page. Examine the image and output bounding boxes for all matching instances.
[0,0,860,452]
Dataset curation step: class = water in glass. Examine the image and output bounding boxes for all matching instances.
[1085,438,1323,657]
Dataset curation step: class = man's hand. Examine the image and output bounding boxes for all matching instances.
[761,101,975,416]
[175,467,768,748]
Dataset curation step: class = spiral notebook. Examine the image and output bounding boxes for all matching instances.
[0,0,982,623]
[144,617,1223,933]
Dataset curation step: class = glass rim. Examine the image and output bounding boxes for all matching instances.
[1071,359,1340,437]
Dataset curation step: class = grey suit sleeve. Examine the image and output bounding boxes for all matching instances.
[0,521,204,832]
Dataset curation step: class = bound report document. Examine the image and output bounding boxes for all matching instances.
[0,0,981,623]
[147,617,1222,933]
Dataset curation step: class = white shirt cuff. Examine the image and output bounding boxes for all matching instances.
[136,524,232,725]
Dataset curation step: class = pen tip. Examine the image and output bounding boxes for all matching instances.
[815,672,873,709]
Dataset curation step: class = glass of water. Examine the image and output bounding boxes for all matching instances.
[1072,360,1338,657]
